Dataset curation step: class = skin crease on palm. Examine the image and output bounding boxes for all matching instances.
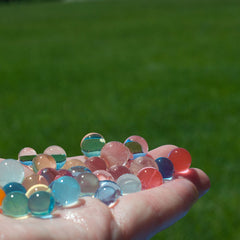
[0,145,210,240]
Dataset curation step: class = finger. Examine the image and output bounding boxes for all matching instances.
[111,168,210,240]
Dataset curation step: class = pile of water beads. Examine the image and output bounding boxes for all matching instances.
[0,133,192,219]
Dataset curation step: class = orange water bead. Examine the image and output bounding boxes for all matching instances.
[32,154,57,172]
[22,173,49,190]
[0,188,6,206]
[62,159,86,170]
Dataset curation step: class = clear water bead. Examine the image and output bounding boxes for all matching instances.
[44,145,67,170]
[18,147,37,166]
[81,133,106,157]
[124,135,149,153]
[0,159,25,187]
[116,173,142,194]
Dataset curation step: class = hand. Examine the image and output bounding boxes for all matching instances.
[0,145,210,240]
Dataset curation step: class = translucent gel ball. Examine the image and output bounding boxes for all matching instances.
[22,173,49,190]
[85,157,107,172]
[98,180,122,195]
[62,159,86,170]
[69,166,91,177]
[124,141,143,154]
[18,147,37,166]
[32,154,57,173]
[3,182,26,194]
[124,135,149,153]
[26,184,51,198]
[137,167,163,190]
[0,159,25,187]
[38,168,58,185]
[168,147,192,172]
[44,145,67,170]
[108,165,130,181]
[116,174,142,195]
[28,191,55,217]
[81,133,106,157]
[50,176,81,206]
[0,188,6,206]
[100,141,130,168]
[155,157,174,179]
[2,192,29,218]
[93,170,114,181]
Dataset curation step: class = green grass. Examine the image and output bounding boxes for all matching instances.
[0,0,239,239]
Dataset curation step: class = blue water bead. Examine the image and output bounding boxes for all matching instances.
[50,176,81,206]
[0,159,25,187]
[116,174,142,194]
[99,180,122,194]
[3,182,26,194]
[2,192,29,218]
[69,166,91,177]
[155,157,174,179]
[94,186,122,206]
[28,191,55,217]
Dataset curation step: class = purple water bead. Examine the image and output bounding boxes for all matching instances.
[155,157,174,179]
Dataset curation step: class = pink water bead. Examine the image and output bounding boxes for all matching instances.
[108,165,130,180]
[93,170,114,181]
[100,141,130,168]
[32,154,56,173]
[129,156,158,175]
[54,169,73,180]
[85,157,107,172]
[137,167,163,190]
[22,173,49,190]
[168,147,192,172]
[124,135,149,153]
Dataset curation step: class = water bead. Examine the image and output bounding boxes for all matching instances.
[94,186,121,206]
[129,156,158,175]
[99,180,122,194]
[26,184,51,198]
[116,174,142,194]
[108,165,130,181]
[62,159,86,170]
[155,157,174,179]
[100,141,130,168]
[3,182,26,194]
[124,141,143,154]
[44,145,67,170]
[124,135,149,153]
[85,157,107,172]
[75,172,99,196]
[54,169,73,180]
[81,133,106,157]
[93,170,114,181]
[38,168,59,185]
[69,166,91,177]
[168,147,192,172]
[32,154,57,173]
[0,159,25,187]
[2,192,29,218]
[50,176,81,206]
[18,147,37,166]
[0,188,6,206]
[137,167,163,190]
[28,191,55,217]
[22,173,48,190]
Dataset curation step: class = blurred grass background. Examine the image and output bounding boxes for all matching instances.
[0,0,239,239]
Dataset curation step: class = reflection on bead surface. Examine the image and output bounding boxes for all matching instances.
[3,182,26,194]
[38,168,58,185]
[93,170,114,181]
[33,154,56,173]
[75,172,99,196]
[155,157,174,179]
[26,184,51,198]
[2,192,29,218]
[18,147,37,166]
[124,141,143,154]
[124,135,149,153]
[44,145,67,170]
[28,191,55,217]
[22,173,49,190]
[0,159,25,187]
[137,167,163,190]
[100,141,130,168]
[62,159,86,170]
[168,148,192,172]
[0,188,6,206]
[85,157,107,172]
[129,156,158,175]
[81,133,106,157]
[108,165,130,181]
[69,166,91,177]
[50,176,81,206]
[116,174,141,194]
[95,186,121,206]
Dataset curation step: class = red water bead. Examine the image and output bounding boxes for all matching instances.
[100,141,130,168]
[22,173,49,190]
[108,165,131,180]
[129,156,158,175]
[137,167,163,190]
[93,170,114,181]
[54,169,73,180]
[85,157,107,172]
[168,147,192,172]
[38,168,58,184]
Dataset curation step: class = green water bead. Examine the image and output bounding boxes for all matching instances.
[2,192,29,218]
